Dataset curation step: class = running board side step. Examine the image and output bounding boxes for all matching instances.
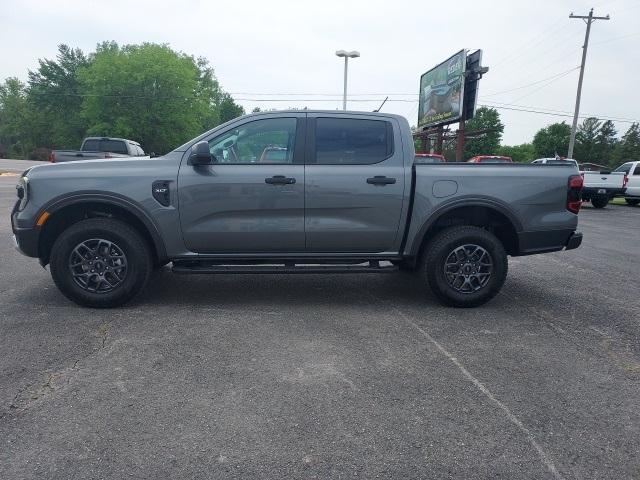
[172,260,398,274]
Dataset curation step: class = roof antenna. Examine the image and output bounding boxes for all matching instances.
[374,96,388,112]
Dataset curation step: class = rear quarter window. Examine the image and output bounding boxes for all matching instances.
[314,118,393,165]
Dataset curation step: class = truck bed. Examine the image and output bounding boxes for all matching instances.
[403,162,580,256]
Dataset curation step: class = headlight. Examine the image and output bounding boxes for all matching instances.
[16,176,29,211]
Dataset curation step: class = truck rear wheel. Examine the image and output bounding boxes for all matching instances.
[625,198,640,206]
[591,195,609,208]
[420,226,507,308]
[49,218,152,308]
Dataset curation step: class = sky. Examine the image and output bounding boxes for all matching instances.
[1,0,638,145]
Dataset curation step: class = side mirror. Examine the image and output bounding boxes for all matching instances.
[189,141,214,165]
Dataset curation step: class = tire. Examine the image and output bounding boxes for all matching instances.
[49,218,152,308]
[625,198,640,206]
[420,226,508,308]
[591,195,609,208]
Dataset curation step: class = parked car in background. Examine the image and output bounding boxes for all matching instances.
[613,161,640,205]
[414,153,445,164]
[12,110,583,309]
[467,155,512,163]
[49,137,147,163]
[532,158,579,168]
[580,169,627,208]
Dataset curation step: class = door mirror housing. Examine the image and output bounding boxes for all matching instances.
[189,141,214,165]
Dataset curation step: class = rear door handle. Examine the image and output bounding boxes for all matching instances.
[367,176,396,185]
[265,175,296,185]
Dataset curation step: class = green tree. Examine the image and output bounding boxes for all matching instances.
[574,117,601,162]
[27,44,90,149]
[497,143,535,163]
[595,120,618,167]
[532,122,570,158]
[611,123,640,166]
[0,77,32,158]
[219,93,245,124]
[78,42,243,154]
[462,107,504,158]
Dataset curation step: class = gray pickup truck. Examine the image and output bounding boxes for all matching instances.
[50,137,146,163]
[11,110,583,308]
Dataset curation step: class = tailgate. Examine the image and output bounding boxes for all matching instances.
[582,171,625,188]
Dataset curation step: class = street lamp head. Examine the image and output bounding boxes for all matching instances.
[335,50,360,58]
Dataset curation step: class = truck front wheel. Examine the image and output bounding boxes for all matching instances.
[421,226,508,308]
[591,195,609,208]
[49,218,152,308]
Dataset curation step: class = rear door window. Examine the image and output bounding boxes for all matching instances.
[100,140,128,154]
[314,118,393,165]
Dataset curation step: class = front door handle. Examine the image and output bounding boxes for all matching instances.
[265,175,296,185]
[367,176,396,185]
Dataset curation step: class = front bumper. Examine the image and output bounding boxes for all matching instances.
[11,201,39,258]
[12,227,39,257]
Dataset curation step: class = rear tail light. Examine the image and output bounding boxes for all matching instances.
[567,174,583,214]
[623,174,628,188]
[49,151,55,163]
[104,153,112,159]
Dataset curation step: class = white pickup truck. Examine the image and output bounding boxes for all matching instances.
[533,158,627,208]
[49,137,147,163]
[613,161,640,206]
[580,169,627,208]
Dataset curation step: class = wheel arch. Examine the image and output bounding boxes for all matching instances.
[410,199,522,262]
[37,193,167,266]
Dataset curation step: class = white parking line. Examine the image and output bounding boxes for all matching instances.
[396,308,564,480]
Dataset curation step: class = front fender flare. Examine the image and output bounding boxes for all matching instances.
[38,191,167,262]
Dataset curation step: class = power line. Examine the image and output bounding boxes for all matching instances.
[491,19,569,70]
[590,31,640,46]
[480,100,638,122]
[509,68,579,103]
[481,67,580,97]
[479,104,637,124]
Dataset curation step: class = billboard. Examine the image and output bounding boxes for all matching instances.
[418,50,466,128]
[463,49,483,121]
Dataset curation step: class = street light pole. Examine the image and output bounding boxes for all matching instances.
[567,8,610,159]
[335,50,360,111]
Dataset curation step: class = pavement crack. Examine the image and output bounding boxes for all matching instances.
[1,322,114,420]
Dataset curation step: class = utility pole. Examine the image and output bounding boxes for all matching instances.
[567,8,610,159]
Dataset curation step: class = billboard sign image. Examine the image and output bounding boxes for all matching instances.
[418,50,466,128]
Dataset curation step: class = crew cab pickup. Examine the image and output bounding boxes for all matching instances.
[613,161,640,206]
[49,137,147,163]
[11,111,583,308]
[580,169,627,208]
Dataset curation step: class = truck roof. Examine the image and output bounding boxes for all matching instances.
[83,137,141,146]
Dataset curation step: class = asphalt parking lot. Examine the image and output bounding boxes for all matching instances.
[1,167,639,479]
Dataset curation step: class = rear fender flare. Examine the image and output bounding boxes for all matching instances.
[408,197,523,257]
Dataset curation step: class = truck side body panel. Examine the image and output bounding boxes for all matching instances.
[403,164,579,256]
